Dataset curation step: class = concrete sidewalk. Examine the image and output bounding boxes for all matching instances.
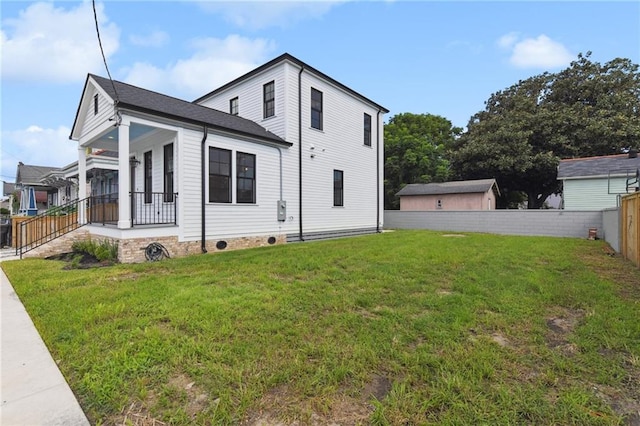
[0,263,90,425]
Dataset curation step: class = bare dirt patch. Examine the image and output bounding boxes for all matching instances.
[167,373,212,419]
[242,374,394,425]
[104,373,210,426]
[545,308,585,356]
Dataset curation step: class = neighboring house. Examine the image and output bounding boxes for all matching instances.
[1,181,16,214]
[46,149,120,203]
[63,53,387,262]
[558,151,640,210]
[15,162,59,215]
[396,179,500,211]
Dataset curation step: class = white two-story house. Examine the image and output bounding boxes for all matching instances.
[59,53,387,262]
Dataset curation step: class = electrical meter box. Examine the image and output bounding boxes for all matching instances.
[277,200,286,221]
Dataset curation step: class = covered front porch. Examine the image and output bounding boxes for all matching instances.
[75,116,180,230]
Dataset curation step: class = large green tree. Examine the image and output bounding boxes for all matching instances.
[384,113,462,209]
[450,53,640,209]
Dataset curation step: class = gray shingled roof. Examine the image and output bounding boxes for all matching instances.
[3,182,15,196]
[16,163,59,186]
[88,75,289,146]
[396,179,499,196]
[558,154,640,178]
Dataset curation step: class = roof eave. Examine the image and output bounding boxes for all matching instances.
[117,103,292,148]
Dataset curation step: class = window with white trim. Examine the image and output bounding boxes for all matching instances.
[230,97,238,115]
[263,81,275,118]
[209,147,232,203]
[364,113,372,146]
[333,170,343,207]
[163,143,174,202]
[311,88,323,130]
[144,151,152,204]
[236,152,256,204]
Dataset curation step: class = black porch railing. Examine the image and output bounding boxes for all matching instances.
[131,192,178,226]
[89,193,119,225]
[15,192,177,258]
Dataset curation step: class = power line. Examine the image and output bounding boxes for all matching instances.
[92,0,119,104]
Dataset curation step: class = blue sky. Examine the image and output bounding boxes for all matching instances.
[1,1,639,183]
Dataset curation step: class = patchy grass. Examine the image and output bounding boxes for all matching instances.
[2,230,639,425]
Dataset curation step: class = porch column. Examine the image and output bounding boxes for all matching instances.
[117,122,132,229]
[78,147,87,224]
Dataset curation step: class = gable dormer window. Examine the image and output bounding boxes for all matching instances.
[94,94,99,115]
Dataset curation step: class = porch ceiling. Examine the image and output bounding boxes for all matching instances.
[91,123,173,150]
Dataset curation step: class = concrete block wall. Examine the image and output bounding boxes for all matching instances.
[384,210,604,239]
[602,208,621,252]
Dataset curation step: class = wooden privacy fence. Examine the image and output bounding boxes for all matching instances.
[12,213,80,250]
[621,192,640,267]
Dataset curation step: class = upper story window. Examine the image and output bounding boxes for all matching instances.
[209,147,232,203]
[163,143,174,202]
[94,94,99,115]
[236,152,256,204]
[263,81,275,119]
[311,88,323,130]
[364,113,372,146]
[333,169,343,207]
[230,97,238,116]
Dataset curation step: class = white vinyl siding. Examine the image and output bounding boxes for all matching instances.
[197,66,288,140]
[81,86,112,136]
[192,59,384,236]
[180,129,297,241]
[298,70,381,233]
[562,177,630,210]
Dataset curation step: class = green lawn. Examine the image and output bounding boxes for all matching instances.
[2,230,639,425]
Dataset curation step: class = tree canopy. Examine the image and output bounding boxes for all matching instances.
[450,53,640,208]
[384,113,462,209]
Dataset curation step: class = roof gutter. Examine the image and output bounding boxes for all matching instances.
[201,126,208,253]
[114,103,292,148]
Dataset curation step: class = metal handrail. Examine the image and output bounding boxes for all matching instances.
[16,197,89,258]
[15,192,178,258]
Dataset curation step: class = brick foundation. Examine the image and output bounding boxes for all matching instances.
[23,230,286,263]
[119,234,287,263]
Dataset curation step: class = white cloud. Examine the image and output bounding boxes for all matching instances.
[0,2,120,83]
[196,1,342,30]
[1,126,77,180]
[121,35,276,99]
[497,32,519,49]
[129,30,169,48]
[498,33,574,69]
